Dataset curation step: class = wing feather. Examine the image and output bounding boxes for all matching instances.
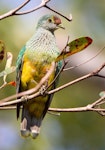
[16,46,26,119]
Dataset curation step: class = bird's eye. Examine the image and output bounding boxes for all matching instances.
[48,19,52,23]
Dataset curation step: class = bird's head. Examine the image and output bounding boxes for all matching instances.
[36,14,64,32]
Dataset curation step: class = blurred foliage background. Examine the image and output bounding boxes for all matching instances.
[0,0,105,150]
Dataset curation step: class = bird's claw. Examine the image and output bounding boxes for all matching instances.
[39,80,48,95]
[39,85,47,95]
[21,95,28,102]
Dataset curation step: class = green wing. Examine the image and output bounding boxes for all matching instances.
[16,46,26,119]
[16,46,26,92]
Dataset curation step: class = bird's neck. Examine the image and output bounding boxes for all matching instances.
[26,27,55,48]
[25,27,60,63]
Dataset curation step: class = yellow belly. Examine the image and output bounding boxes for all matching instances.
[21,57,55,118]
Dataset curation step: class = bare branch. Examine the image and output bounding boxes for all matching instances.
[0,82,8,90]
[0,106,16,110]
[46,62,67,90]
[0,0,31,20]
[45,5,72,22]
[0,0,72,24]
[48,96,105,116]
[15,0,50,15]
[89,96,105,108]
[94,74,105,79]
[1,96,105,117]
[48,104,105,113]
[64,46,105,71]
[48,62,105,95]
[48,96,105,114]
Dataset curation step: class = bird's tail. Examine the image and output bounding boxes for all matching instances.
[20,107,42,139]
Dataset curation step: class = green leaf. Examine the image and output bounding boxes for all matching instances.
[0,66,16,78]
[0,40,5,63]
[56,37,93,62]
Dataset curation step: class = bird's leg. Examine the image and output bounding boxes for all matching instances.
[21,95,28,103]
[39,80,48,95]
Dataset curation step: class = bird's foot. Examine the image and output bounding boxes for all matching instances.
[39,81,48,95]
[21,129,30,138]
[21,95,28,103]
[39,85,47,95]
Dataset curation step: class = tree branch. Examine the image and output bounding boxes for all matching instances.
[0,0,72,23]
[48,96,105,115]
[0,0,51,20]
[48,62,105,95]
[45,5,72,22]
[1,96,105,117]
[15,0,50,15]
[0,0,31,20]
[0,62,104,109]
[63,46,105,71]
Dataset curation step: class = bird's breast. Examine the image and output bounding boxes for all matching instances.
[21,54,55,90]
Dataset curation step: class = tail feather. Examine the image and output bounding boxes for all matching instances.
[30,125,40,139]
[21,107,42,139]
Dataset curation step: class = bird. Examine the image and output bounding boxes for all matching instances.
[16,14,63,139]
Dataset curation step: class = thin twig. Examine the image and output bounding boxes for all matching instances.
[48,105,105,113]
[45,5,72,22]
[89,96,105,108]
[15,0,50,15]
[94,74,105,78]
[64,46,105,71]
[0,97,105,114]
[48,63,105,95]
[48,96,105,113]
[0,82,7,90]
[1,102,105,116]
[0,0,50,20]
[0,0,72,24]
[46,62,67,90]
[0,0,31,20]
[0,105,23,110]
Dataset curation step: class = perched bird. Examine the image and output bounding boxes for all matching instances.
[16,14,63,139]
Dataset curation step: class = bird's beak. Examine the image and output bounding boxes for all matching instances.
[57,24,65,29]
[53,16,65,30]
